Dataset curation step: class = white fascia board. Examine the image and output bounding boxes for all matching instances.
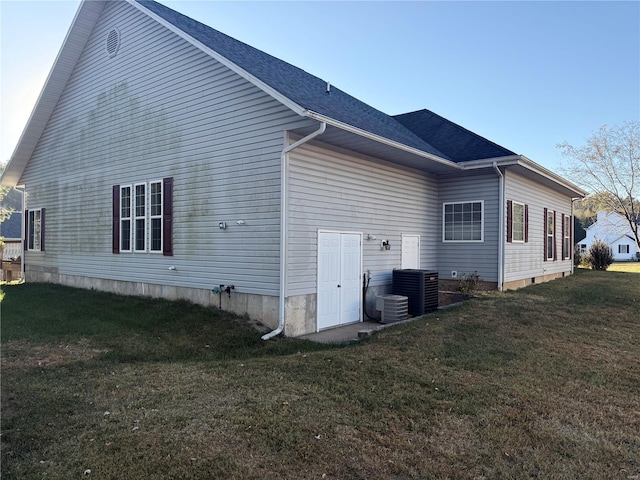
[1,0,105,187]
[460,154,588,198]
[459,155,522,169]
[127,0,307,117]
[518,155,588,197]
[305,111,462,170]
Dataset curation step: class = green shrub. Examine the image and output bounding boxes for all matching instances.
[587,240,614,271]
[459,271,480,293]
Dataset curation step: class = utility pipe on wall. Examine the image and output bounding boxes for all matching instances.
[262,121,327,340]
[493,162,505,291]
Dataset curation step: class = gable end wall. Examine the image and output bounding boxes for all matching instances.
[20,0,315,298]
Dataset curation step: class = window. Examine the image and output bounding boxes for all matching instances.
[544,208,556,261]
[507,201,528,243]
[443,201,483,242]
[150,181,162,252]
[27,208,45,252]
[619,244,630,254]
[134,183,146,252]
[580,244,587,253]
[113,178,172,255]
[562,214,571,259]
[120,186,132,252]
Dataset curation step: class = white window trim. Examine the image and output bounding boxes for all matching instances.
[120,185,132,253]
[27,208,43,252]
[442,200,484,243]
[546,210,554,260]
[149,179,163,254]
[619,244,630,254]
[512,201,525,244]
[134,182,147,253]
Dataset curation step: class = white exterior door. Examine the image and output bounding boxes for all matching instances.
[401,234,420,269]
[317,232,362,331]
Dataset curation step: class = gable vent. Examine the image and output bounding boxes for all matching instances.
[105,28,120,58]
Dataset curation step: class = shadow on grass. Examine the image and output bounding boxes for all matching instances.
[0,283,340,364]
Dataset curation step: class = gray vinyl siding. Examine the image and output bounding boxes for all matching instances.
[287,141,438,296]
[504,170,573,281]
[20,0,314,296]
[437,173,500,282]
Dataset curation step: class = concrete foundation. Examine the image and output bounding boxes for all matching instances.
[26,266,280,331]
[502,271,571,291]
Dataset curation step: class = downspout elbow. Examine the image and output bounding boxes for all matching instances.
[262,121,327,340]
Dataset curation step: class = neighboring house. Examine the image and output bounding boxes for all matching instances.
[0,0,586,336]
[578,211,639,261]
[0,212,23,259]
[0,212,23,281]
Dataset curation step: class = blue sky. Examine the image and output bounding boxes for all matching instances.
[1,1,638,174]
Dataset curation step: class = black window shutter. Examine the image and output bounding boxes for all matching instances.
[569,215,572,256]
[524,204,529,243]
[40,208,45,252]
[543,207,548,261]
[163,177,173,256]
[24,209,29,252]
[112,185,120,254]
[506,200,513,243]
[553,211,557,261]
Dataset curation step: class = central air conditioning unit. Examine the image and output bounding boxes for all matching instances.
[392,269,439,316]
[375,295,409,324]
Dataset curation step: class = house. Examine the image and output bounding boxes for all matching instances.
[0,0,586,337]
[578,211,639,261]
[1,212,23,281]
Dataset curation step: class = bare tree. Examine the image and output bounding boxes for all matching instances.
[558,121,640,251]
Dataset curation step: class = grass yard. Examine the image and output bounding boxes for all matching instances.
[1,270,639,479]
[609,261,640,273]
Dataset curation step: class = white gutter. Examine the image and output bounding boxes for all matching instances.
[305,111,462,171]
[262,121,327,340]
[493,162,505,291]
[462,155,587,197]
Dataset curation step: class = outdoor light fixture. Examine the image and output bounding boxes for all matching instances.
[367,234,377,240]
[381,240,391,250]
[219,222,227,229]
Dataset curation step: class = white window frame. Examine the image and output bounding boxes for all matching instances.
[120,185,132,253]
[442,200,484,243]
[149,180,163,253]
[563,215,571,259]
[546,210,554,260]
[512,201,525,243]
[619,244,630,254]
[134,182,147,253]
[27,208,42,252]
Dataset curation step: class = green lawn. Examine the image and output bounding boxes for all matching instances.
[608,261,640,273]
[2,271,639,479]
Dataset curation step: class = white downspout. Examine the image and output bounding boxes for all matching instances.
[493,162,504,291]
[262,121,327,340]
[19,187,25,281]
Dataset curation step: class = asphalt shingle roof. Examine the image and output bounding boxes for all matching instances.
[0,212,22,239]
[393,109,516,162]
[137,0,451,160]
